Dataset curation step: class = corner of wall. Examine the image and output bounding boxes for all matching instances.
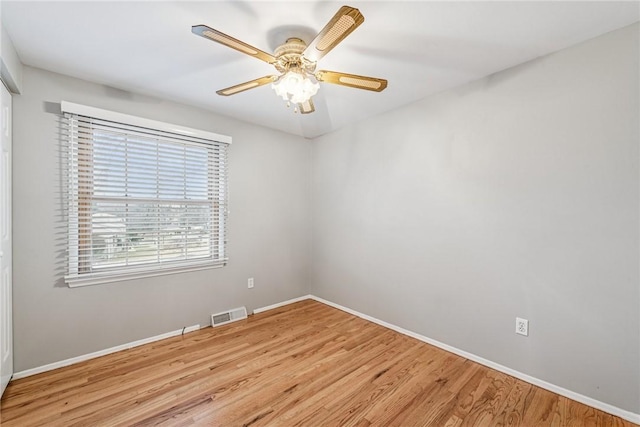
[1,25,24,94]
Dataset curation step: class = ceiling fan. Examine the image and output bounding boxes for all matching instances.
[192,5,388,114]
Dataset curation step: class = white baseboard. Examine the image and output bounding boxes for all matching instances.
[308,295,640,425]
[12,324,201,380]
[252,295,312,314]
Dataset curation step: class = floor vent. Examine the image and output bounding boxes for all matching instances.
[211,307,247,327]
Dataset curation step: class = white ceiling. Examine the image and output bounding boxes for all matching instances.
[3,1,638,138]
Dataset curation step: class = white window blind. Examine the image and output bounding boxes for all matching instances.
[62,102,231,287]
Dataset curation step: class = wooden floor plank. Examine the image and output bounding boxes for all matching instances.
[1,300,636,426]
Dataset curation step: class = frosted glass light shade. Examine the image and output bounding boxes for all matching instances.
[272,70,319,104]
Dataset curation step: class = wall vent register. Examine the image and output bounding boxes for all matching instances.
[211,307,248,327]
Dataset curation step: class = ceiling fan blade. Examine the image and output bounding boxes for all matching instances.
[302,6,364,63]
[216,76,278,96]
[315,70,387,92]
[298,98,315,114]
[192,25,277,64]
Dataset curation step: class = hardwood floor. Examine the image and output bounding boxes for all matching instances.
[0,300,636,426]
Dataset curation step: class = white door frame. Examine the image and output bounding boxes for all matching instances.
[0,80,13,396]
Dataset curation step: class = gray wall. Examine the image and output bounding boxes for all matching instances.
[311,23,639,413]
[13,66,312,371]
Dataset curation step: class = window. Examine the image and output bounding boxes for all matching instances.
[63,102,231,287]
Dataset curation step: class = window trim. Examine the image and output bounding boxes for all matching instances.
[62,101,231,287]
[66,261,224,288]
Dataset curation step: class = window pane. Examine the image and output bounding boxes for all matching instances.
[90,201,213,270]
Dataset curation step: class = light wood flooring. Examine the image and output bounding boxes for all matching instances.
[0,300,636,426]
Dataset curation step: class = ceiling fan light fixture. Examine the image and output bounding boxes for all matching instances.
[194,5,386,114]
[272,69,320,105]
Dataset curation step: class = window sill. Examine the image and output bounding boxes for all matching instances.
[65,260,227,288]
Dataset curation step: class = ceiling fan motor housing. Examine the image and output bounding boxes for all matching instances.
[274,38,317,74]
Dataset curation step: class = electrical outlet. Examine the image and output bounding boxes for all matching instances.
[516,317,529,336]
[248,277,254,289]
